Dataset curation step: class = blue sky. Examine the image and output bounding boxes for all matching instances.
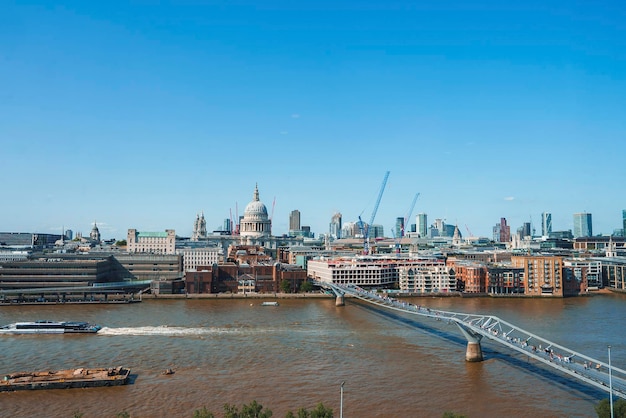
[2,1,625,240]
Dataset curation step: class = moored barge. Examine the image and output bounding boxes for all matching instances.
[0,367,130,391]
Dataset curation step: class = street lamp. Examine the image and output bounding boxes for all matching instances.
[609,345,614,418]
[340,381,345,418]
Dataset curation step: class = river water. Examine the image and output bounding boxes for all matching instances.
[1,293,625,418]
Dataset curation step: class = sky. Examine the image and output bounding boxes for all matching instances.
[2,1,625,240]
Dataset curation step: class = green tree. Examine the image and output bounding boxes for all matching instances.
[309,403,333,418]
[280,279,291,293]
[595,398,626,418]
[299,281,313,293]
[193,406,215,418]
[115,239,127,246]
[223,401,272,418]
[286,403,333,418]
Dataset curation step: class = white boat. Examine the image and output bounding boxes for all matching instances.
[261,301,279,306]
[0,320,102,334]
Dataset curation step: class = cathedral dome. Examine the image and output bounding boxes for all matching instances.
[240,184,272,239]
[244,184,268,219]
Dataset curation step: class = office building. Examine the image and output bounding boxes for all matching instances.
[395,217,404,238]
[541,212,552,237]
[289,210,301,232]
[329,212,342,240]
[127,229,176,254]
[493,218,510,243]
[573,213,593,238]
[416,213,428,238]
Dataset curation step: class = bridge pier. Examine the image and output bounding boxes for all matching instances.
[455,323,483,362]
[335,294,345,306]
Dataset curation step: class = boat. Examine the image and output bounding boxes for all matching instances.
[0,367,130,391]
[261,301,279,306]
[0,320,102,334]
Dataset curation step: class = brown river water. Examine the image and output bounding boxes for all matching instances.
[1,293,625,418]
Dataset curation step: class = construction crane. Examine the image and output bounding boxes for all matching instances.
[465,224,473,237]
[361,171,390,255]
[402,192,420,237]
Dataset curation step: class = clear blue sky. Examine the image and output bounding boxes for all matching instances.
[2,1,625,240]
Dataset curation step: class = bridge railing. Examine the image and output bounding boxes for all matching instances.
[318,281,626,399]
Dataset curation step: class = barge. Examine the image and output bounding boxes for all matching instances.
[0,367,130,391]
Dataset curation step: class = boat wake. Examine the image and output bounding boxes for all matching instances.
[98,326,244,336]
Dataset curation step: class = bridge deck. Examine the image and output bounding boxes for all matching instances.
[324,282,626,400]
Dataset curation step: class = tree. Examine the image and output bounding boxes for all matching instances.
[286,403,333,418]
[442,413,466,418]
[280,279,291,293]
[595,398,626,418]
[309,403,333,418]
[115,240,127,246]
[223,401,273,418]
[299,281,313,293]
[193,406,215,418]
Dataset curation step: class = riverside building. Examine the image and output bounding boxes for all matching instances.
[127,229,176,254]
[307,257,456,292]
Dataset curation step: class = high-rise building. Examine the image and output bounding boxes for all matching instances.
[329,212,342,239]
[493,218,510,243]
[395,217,404,238]
[541,212,552,237]
[65,229,73,240]
[223,219,232,234]
[520,222,531,239]
[416,213,427,238]
[289,210,301,232]
[623,210,626,237]
[573,213,593,238]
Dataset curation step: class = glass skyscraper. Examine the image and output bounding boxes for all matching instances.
[573,212,593,238]
[541,212,552,237]
[416,213,427,238]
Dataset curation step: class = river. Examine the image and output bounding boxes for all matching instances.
[1,293,625,417]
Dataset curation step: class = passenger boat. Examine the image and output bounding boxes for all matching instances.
[261,301,279,306]
[0,320,102,334]
[0,367,130,391]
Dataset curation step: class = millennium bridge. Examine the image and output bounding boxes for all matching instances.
[319,282,626,400]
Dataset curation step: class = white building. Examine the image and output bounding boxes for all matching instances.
[307,258,396,287]
[127,229,176,255]
[398,261,456,293]
[307,257,455,292]
[240,184,272,240]
[180,247,224,272]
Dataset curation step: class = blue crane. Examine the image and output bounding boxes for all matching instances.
[361,171,390,255]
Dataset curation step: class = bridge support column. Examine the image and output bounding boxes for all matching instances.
[465,341,483,362]
[335,294,345,306]
[455,323,483,362]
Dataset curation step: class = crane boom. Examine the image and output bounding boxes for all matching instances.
[402,192,420,237]
[364,171,390,255]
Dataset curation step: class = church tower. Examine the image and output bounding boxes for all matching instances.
[192,212,208,241]
[90,221,101,243]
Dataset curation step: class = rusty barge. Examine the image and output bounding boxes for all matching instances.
[0,367,130,391]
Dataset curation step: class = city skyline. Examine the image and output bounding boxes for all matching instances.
[2,1,625,239]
